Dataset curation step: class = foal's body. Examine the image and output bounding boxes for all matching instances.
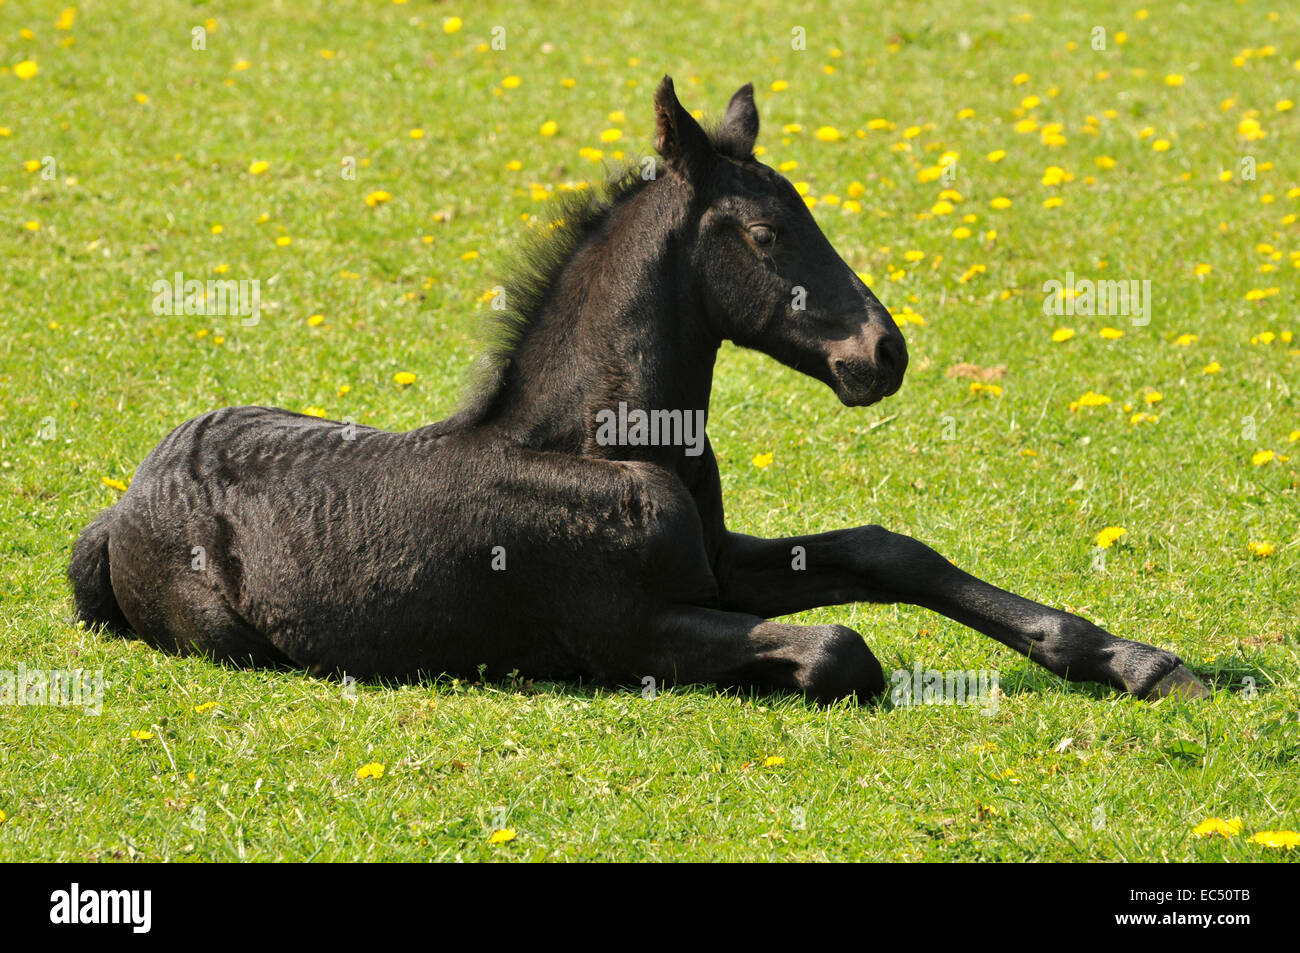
[71,78,1208,702]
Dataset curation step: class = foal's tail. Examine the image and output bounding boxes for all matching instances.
[69,510,130,635]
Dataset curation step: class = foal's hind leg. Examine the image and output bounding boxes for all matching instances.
[715,527,1209,699]
[628,605,885,703]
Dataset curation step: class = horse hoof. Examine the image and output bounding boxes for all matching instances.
[1145,664,1212,701]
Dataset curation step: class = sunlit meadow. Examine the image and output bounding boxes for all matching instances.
[1,1,1297,861]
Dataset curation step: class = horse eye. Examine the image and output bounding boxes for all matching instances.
[748,224,776,247]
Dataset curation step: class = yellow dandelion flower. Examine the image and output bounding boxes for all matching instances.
[1173,333,1199,346]
[501,75,521,89]
[1095,526,1127,549]
[815,126,843,142]
[1247,541,1275,558]
[752,452,774,469]
[443,16,463,34]
[904,249,925,262]
[599,128,622,143]
[1165,74,1184,86]
[987,149,1007,162]
[1251,449,1276,466]
[364,190,392,207]
[1152,139,1171,151]
[1192,817,1243,838]
[356,762,385,779]
[763,756,786,767]
[990,197,1012,209]
[1100,327,1124,339]
[275,236,292,247]
[770,80,789,92]
[489,828,517,844]
[1202,361,1221,374]
[1069,390,1112,411]
[302,407,327,418]
[248,160,269,175]
[131,729,154,741]
[393,371,417,386]
[102,476,128,492]
[1051,328,1075,342]
[194,702,218,713]
[1249,830,1300,849]
[14,60,39,80]
[1043,196,1063,209]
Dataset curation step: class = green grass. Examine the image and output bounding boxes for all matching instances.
[1,0,1297,861]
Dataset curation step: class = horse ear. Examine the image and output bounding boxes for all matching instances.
[716,83,759,158]
[653,75,712,178]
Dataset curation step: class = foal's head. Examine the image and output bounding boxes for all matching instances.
[653,76,907,407]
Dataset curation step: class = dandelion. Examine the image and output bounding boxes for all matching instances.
[1051,328,1075,342]
[1095,526,1127,549]
[1247,541,1275,558]
[1043,196,1063,209]
[489,828,517,844]
[248,160,269,175]
[23,220,40,231]
[501,75,521,89]
[14,60,39,80]
[903,249,925,262]
[990,197,1012,209]
[356,762,385,779]
[307,314,324,327]
[1144,391,1162,404]
[409,128,424,139]
[1202,361,1221,374]
[275,236,291,247]
[1069,390,1112,412]
[1251,450,1278,466]
[302,407,326,418]
[102,476,128,492]
[130,730,154,741]
[1192,817,1242,838]
[1164,74,1184,86]
[770,80,789,92]
[1248,830,1300,849]
[443,16,463,34]
[1152,139,1171,151]
[1100,327,1124,339]
[1095,155,1116,169]
[815,126,842,142]
[1173,333,1199,347]
[763,756,786,767]
[393,371,417,386]
[194,702,218,713]
[364,190,392,207]
[539,120,558,137]
[752,452,774,469]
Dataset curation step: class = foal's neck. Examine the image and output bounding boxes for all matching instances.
[482,184,719,466]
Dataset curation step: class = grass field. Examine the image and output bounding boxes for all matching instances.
[2,0,1297,861]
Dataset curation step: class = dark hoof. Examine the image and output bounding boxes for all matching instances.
[1144,664,1211,701]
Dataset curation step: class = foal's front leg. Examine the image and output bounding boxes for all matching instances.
[714,527,1209,699]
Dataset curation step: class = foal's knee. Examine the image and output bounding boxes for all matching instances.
[799,625,885,704]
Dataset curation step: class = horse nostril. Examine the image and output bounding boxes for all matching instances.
[875,336,899,374]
